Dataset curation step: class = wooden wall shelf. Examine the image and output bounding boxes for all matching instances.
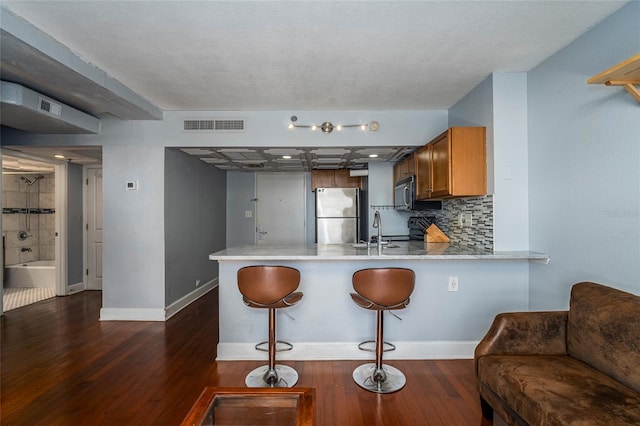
[588,53,640,103]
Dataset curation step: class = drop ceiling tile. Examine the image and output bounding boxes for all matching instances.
[181,148,212,155]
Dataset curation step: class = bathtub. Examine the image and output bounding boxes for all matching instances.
[4,260,56,288]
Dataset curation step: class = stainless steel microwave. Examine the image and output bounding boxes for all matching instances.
[394,176,442,211]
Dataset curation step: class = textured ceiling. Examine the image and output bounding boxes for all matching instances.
[1,1,627,111]
[0,1,628,172]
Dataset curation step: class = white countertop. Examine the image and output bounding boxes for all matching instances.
[209,242,549,262]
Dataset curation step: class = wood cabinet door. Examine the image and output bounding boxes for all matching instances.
[333,169,361,188]
[448,127,486,196]
[393,154,416,185]
[406,154,416,177]
[312,170,361,190]
[393,162,403,185]
[415,145,433,199]
[311,170,334,190]
[430,133,451,198]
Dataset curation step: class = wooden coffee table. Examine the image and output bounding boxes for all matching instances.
[181,387,315,426]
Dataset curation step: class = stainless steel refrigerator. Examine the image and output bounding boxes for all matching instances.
[316,188,361,244]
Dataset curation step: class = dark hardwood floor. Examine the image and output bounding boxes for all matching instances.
[1,288,487,425]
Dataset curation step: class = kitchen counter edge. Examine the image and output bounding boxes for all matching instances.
[209,243,550,263]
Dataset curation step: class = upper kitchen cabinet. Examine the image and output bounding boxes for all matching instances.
[393,153,416,185]
[416,127,486,199]
[414,144,433,199]
[311,169,362,190]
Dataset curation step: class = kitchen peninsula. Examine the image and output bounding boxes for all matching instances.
[209,242,548,361]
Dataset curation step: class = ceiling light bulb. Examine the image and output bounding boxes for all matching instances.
[336,125,343,131]
[288,123,294,129]
[282,155,292,159]
[311,124,317,131]
[360,124,366,131]
[369,154,378,158]
[54,154,65,159]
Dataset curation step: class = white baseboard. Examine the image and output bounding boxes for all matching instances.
[67,282,84,295]
[99,277,218,321]
[165,278,218,320]
[100,307,166,321]
[216,341,478,361]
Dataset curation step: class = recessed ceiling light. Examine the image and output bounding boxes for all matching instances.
[282,155,292,159]
[54,154,65,159]
[369,154,379,158]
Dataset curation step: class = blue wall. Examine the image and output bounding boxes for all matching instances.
[449,72,530,251]
[528,2,640,308]
[164,148,226,305]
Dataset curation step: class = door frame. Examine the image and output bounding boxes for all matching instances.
[54,162,68,296]
[83,165,102,290]
[255,172,307,245]
[0,148,68,300]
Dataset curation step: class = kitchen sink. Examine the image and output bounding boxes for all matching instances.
[351,242,400,249]
[351,243,370,248]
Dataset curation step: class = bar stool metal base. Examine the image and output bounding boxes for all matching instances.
[357,340,396,353]
[254,340,294,352]
[245,364,299,388]
[352,363,406,394]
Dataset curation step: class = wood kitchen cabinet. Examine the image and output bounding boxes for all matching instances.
[393,153,415,185]
[415,127,486,199]
[414,144,433,199]
[311,169,362,190]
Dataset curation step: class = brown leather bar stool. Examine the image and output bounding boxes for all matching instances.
[350,267,415,393]
[238,265,303,388]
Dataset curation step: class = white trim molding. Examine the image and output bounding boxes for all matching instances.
[99,277,218,321]
[67,282,84,294]
[165,278,218,320]
[100,307,166,321]
[216,340,479,361]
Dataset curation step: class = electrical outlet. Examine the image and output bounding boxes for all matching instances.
[448,276,459,292]
[195,279,201,287]
[458,213,473,227]
[244,210,253,218]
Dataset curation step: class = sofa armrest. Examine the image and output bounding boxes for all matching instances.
[475,311,568,365]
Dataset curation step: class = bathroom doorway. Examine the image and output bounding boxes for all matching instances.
[1,153,67,312]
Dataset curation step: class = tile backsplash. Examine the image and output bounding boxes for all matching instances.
[416,195,494,250]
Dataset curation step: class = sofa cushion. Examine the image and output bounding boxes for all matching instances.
[477,355,640,425]
[567,282,640,393]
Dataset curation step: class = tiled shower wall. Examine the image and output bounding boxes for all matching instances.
[417,195,494,250]
[2,174,56,265]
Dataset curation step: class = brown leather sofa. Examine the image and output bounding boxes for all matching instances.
[474,282,640,425]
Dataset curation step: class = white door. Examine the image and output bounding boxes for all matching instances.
[256,173,306,245]
[86,167,103,290]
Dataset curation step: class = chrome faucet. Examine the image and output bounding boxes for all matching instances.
[21,247,32,252]
[373,210,382,252]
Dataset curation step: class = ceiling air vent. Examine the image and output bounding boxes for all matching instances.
[183,119,245,132]
[38,97,62,117]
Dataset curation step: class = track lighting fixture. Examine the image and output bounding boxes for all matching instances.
[287,116,379,134]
